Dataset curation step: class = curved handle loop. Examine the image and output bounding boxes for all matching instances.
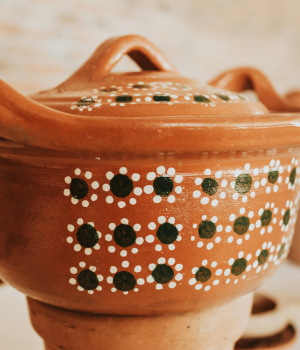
[209,67,300,112]
[58,35,177,88]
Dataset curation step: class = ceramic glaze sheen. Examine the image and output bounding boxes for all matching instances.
[0,35,300,350]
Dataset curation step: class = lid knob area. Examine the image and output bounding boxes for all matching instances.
[58,34,178,89]
[209,67,300,112]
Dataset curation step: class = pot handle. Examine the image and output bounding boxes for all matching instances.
[58,35,177,88]
[209,67,300,112]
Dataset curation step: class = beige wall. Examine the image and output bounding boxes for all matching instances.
[0,0,300,95]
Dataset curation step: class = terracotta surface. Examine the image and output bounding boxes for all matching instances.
[0,35,300,349]
[29,292,253,350]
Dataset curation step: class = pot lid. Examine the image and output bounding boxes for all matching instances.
[30,35,268,117]
[1,35,300,154]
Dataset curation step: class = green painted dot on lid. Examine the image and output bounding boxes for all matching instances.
[258,250,269,265]
[233,216,250,235]
[231,258,247,276]
[290,168,296,185]
[195,266,211,282]
[76,97,95,107]
[235,174,252,194]
[216,94,229,101]
[278,244,285,259]
[115,95,133,103]
[153,95,171,102]
[261,210,272,226]
[194,95,210,103]
[283,209,290,226]
[268,170,279,184]
[198,220,216,239]
[201,178,218,196]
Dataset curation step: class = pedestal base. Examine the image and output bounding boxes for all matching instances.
[28,293,253,350]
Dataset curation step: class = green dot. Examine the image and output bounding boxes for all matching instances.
[290,168,296,185]
[283,209,290,226]
[233,216,250,235]
[76,97,95,106]
[194,95,210,103]
[152,264,174,284]
[195,266,211,282]
[268,170,279,184]
[156,223,178,244]
[258,250,269,265]
[278,244,285,259]
[198,220,216,239]
[231,258,247,276]
[201,178,218,196]
[153,95,171,102]
[235,174,252,194]
[116,95,133,103]
[216,94,229,101]
[261,210,272,226]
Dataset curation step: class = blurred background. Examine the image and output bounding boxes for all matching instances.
[1,0,300,95]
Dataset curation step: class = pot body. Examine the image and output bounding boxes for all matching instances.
[0,145,299,315]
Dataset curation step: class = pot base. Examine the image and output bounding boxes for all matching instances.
[28,292,253,350]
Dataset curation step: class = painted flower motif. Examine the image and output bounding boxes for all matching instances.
[145,166,183,203]
[66,219,101,255]
[189,259,220,292]
[279,199,296,233]
[254,241,273,273]
[105,218,143,254]
[70,96,102,112]
[147,257,179,290]
[285,157,299,191]
[103,167,141,208]
[193,168,222,206]
[69,262,103,294]
[64,168,99,207]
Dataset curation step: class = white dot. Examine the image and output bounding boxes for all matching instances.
[91,181,99,189]
[256,220,261,228]
[153,196,162,203]
[226,279,230,284]
[119,167,127,174]
[167,168,176,175]
[195,178,203,185]
[175,186,182,194]
[175,264,183,271]
[106,196,114,204]
[118,201,126,208]
[189,278,196,285]
[70,267,77,274]
[110,266,117,273]
[85,248,92,255]
[244,163,250,171]
[184,96,191,100]
[64,189,70,196]
[221,180,227,187]
[74,244,81,252]
[106,171,114,180]
[168,217,175,224]
[207,242,213,250]
[215,171,222,178]
[237,238,242,245]
[122,261,129,268]
[107,277,113,284]
[82,200,89,207]
[234,279,238,284]
[66,237,73,243]
[176,273,183,281]
[201,197,209,205]
[155,244,162,251]
[220,192,226,199]
[147,172,156,180]
[169,244,175,250]
[75,168,81,175]
[233,193,239,200]
[175,175,183,183]
[169,282,176,289]
[211,199,218,206]
[67,224,74,232]
[229,214,236,222]
[157,166,165,175]
[120,250,127,257]
[227,236,233,243]
[134,187,143,196]
[132,173,140,181]
[253,168,259,176]
[248,211,254,218]
[69,278,76,285]
[136,237,144,245]
[85,171,92,179]
[145,235,155,243]
[158,216,166,224]
[245,234,250,240]
[91,194,97,201]
[251,191,256,198]
[204,286,211,291]
[79,262,86,268]
[108,246,115,253]
[97,275,103,282]
[240,208,246,215]
[148,222,156,230]
[226,226,232,233]
[168,195,175,203]
[193,190,201,198]
[242,196,248,203]
[266,186,271,194]
[202,215,207,220]
[213,280,219,285]
[263,166,269,174]
[103,184,110,192]
[234,169,241,177]
[270,159,275,167]
[215,269,222,276]
[144,185,154,194]
[224,268,230,276]
[65,176,71,184]
[238,251,244,258]
[197,241,203,248]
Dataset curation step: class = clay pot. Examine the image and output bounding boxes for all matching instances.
[0,35,300,350]
[235,294,297,350]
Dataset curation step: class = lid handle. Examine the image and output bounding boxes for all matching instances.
[58,35,177,87]
[209,67,300,112]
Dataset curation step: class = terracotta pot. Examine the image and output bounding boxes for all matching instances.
[235,294,297,350]
[209,68,300,268]
[0,35,300,350]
